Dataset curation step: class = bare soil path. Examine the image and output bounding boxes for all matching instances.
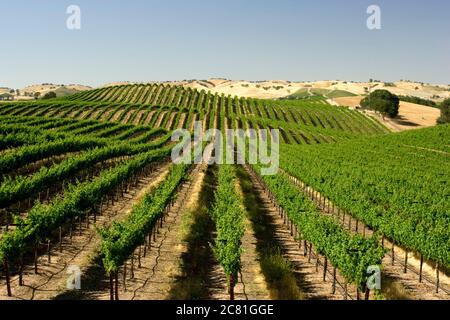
[133,110,147,125]
[155,111,168,128]
[165,112,177,131]
[124,164,207,300]
[143,111,157,126]
[177,113,186,129]
[234,178,270,300]
[122,109,135,124]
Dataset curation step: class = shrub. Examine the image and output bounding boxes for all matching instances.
[42,91,57,99]
[437,99,450,124]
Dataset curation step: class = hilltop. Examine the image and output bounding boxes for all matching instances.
[4,79,447,132]
[4,83,92,101]
[99,79,450,102]
[8,79,449,102]
[96,79,448,132]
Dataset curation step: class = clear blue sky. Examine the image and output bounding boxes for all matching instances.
[1,0,449,88]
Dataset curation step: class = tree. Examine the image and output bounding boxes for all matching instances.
[34,92,41,100]
[360,89,399,118]
[42,91,57,100]
[16,89,20,96]
[9,89,15,94]
[437,99,450,124]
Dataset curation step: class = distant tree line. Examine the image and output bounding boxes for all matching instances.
[398,95,437,108]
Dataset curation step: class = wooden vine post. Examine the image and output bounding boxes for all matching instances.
[123,263,127,292]
[59,227,62,253]
[323,257,328,282]
[131,254,135,279]
[436,264,440,294]
[138,246,142,268]
[34,244,38,274]
[315,255,319,272]
[391,243,395,266]
[115,272,119,300]
[3,259,12,297]
[47,240,51,263]
[404,251,408,273]
[344,281,348,300]
[331,267,337,294]
[229,274,235,301]
[364,287,370,300]
[308,243,313,263]
[419,255,423,283]
[303,240,307,256]
[18,256,24,286]
[109,273,114,300]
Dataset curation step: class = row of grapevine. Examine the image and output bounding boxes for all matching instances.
[0,137,107,175]
[5,101,349,144]
[210,165,245,300]
[253,165,385,296]
[280,124,450,269]
[0,136,170,208]
[99,162,190,300]
[0,115,169,146]
[59,83,386,134]
[0,123,68,150]
[0,146,172,296]
[0,83,388,144]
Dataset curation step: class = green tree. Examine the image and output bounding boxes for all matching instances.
[437,99,450,124]
[42,91,57,99]
[34,92,41,100]
[360,89,400,118]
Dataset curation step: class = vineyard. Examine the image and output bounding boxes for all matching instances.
[0,83,448,300]
[0,84,387,146]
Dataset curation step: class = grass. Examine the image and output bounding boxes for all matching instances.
[283,88,356,100]
[168,165,218,300]
[283,88,310,99]
[259,248,304,299]
[310,88,329,96]
[235,166,304,300]
[54,87,81,97]
[327,90,357,98]
[380,275,411,300]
